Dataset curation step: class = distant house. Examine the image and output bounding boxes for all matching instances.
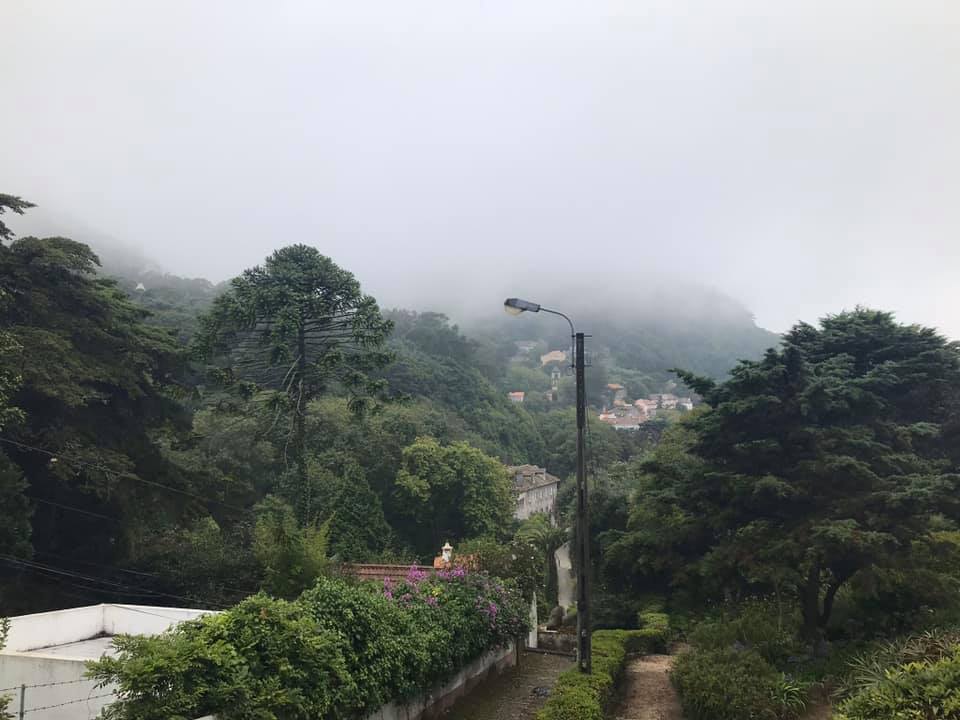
[509,464,561,521]
[634,398,658,417]
[540,350,567,367]
[606,383,628,405]
[610,416,641,431]
[508,391,525,403]
[598,406,643,431]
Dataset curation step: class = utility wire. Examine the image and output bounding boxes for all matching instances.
[0,436,253,516]
[27,496,122,523]
[0,554,237,607]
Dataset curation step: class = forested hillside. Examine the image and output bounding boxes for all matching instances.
[0,195,779,613]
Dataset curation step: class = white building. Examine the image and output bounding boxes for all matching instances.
[0,604,213,719]
[509,465,561,521]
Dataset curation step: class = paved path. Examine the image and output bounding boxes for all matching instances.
[612,654,684,720]
[555,542,573,610]
[441,651,573,720]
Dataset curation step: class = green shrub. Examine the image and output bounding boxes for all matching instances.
[688,598,802,665]
[89,569,529,720]
[835,649,960,719]
[537,627,668,720]
[635,611,671,653]
[672,648,807,720]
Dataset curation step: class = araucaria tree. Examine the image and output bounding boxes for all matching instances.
[196,245,393,521]
[624,309,960,642]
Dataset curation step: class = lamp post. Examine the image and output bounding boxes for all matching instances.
[504,298,592,674]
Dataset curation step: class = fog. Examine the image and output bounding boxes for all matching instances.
[3,1,959,336]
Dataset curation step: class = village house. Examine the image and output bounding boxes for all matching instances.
[508,464,561,522]
[507,391,525,403]
[606,383,628,405]
[539,350,567,367]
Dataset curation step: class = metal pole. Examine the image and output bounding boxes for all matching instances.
[18,684,25,720]
[574,331,591,673]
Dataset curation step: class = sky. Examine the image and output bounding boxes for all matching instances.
[3,1,959,336]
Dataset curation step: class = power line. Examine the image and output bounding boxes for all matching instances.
[27,496,122,523]
[0,554,232,607]
[0,436,252,516]
[2,550,258,603]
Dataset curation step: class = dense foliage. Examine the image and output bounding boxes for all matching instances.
[672,648,807,720]
[601,310,960,642]
[88,570,528,720]
[195,244,393,523]
[834,631,960,719]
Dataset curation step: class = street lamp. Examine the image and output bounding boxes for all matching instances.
[503,297,592,674]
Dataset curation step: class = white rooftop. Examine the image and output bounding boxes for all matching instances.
[1,604,216,720]
[3,603,214,661]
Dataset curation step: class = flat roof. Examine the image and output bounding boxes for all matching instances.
[21,637,117,660]
[2,604,215,661]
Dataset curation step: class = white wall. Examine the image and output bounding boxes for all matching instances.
[4,605,105,653]
[0,656,115,720]
[1,604,213,720]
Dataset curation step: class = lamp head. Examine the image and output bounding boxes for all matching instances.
[503,298,541,316]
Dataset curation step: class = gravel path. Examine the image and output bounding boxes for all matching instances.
[612,654,684,720]
[441,651,573,720]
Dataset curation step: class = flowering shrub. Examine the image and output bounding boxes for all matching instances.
[88,569,528,720]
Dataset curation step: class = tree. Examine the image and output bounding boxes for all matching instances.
[641,309,960,641]
[0,194,34,243]
[195,245,393,522]
[0,232,191,609]
[253,496,330,598]
[516,513,567,605]
[394,437,514,556]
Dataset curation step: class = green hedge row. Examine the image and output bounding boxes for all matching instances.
[536,613,671,720]
[671,647,807,720]
[88,570,529,720]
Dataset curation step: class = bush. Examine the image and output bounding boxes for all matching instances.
[635,611,671,653]
[835,628,960,701]
[671,648,807,720]
[537,623,672,720]
[688,598,802,665]
[835,649,960,719]
[88,569,529,720]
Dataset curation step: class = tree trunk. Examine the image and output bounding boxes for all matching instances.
[819,578,843,630]
[295,324,309,522]
[801,560,821,643]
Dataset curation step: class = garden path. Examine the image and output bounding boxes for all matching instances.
[612,654,684,720]
[441,650,573,720]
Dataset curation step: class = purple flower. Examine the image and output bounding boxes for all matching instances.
[384,590,394,600]
[406,566,429,584]
[400,592,414,604]
[425,596,439,607]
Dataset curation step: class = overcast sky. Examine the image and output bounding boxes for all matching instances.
[3,1,959,336]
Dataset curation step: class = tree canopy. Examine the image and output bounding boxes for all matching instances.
[195,245,393,521]
[607,309,960,639]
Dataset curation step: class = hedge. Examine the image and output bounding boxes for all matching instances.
[87,568,529,720]
[536,614,671,720]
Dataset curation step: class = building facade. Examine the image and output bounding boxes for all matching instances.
[508,464,561,522]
